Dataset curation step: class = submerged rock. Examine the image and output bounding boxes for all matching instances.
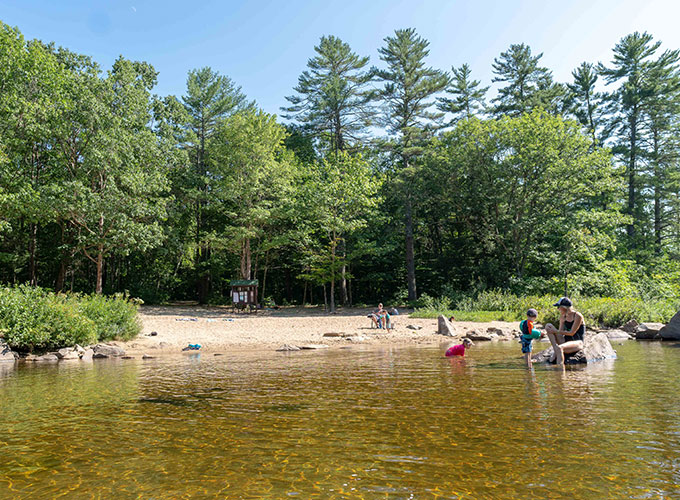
[437,315,457,337]
[659,311,680,340]
[532,332,617,364]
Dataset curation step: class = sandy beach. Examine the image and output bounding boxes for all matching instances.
[119,305,520,354]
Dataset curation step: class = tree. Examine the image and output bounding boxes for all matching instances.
[437,63,488,123]
[210,109,294,281]
[492,43,565,116]
[283,35,374,155]
[297,152,380,312]
[182,67,253,302]
[376,28,448,301]
[568,62,604,145]
[599,32,664,243]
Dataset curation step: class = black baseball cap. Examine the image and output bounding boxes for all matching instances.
[553,297,572,307]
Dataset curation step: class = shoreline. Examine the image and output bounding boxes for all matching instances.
[119,305,523,355]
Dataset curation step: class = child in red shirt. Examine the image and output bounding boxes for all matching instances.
[445,338,473,356]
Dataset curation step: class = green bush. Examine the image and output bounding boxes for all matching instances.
[78,293,142,342]
[0,285,141,352]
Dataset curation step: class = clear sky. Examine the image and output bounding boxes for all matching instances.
[2,0,680,116]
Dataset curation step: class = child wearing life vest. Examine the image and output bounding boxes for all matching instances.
[520,308,542,367]
[445,338,473,357]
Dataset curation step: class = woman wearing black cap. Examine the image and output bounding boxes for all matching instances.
[544,297,585,365]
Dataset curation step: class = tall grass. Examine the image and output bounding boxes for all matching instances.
[411,290,678,327]
[0,285,141,352]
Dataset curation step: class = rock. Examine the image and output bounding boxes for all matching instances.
[437,315,457,337]
[605,329,632,340]
[31,354,59,362]
[141,354,154,359]
[214,353,223,356]
[149,331,158,336]
[635,322,665,340]
[299,344,329,350]
[532,332,617,364]
[276,344,300,351]
[659,310,680,340]
[93,344,126,357]
[621,319,639,333]
[81,348,94,361]
[121,356,135,359]
[322,332,345,337]
[92,353,109,359]
[0,342,17,363]
[406,324,423,330]
[56,347,80,360]
[465,329,493,341]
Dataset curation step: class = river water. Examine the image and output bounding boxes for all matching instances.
[1,341,679,499]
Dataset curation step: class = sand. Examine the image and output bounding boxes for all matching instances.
[119,305,519,354]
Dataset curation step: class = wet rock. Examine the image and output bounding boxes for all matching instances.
[437,315,457,337]
[635,323,664,340]
[276,344,300,351]
[121,356,135,359]
[532,332,617,364]
[621,319,639,333]
[141,354,154,359]
[93,344,126,357]
[465,329,493,341]
[407,324,423,330]
[92,353,109,359]
[299,344,329,350]
[659,311,680,340]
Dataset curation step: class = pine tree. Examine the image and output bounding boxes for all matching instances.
[568,62,604,144]
[376,28,448,301]
[437,63,488,124]
[283,35,374,155]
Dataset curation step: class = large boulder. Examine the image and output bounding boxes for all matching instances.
[437,315,457,337]
[56,347,81,360]
[92,344,126,357]
[659,311,680,340]
[605,329,633,340]
[635,323,664,340]
[465,329,494,341]
[532,332,617,364]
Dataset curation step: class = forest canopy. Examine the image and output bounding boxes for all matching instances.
[2,21,680,310]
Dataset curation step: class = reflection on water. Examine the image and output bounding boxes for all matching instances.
[1,342,679,499]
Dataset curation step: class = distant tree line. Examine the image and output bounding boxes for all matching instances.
[2,21,680,309]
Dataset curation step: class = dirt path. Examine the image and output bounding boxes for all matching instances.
[119,305,519,354]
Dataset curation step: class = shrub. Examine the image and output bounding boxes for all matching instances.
[0,285,142,352]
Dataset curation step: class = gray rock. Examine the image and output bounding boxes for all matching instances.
[92,353,109,359]
[465,329,493,341]
[635,322,665,340]
[0,342,17,363]
[276,344,300,351]
[621,319,639,333]
[532,332,617,364]
[56,347,80,360]
[31,354,59,362]
[605,329,632,340]
[659,310,680,340]
[437,315,457,337]
[81,348,94,361]
[406,324,423,330]
[93,344,126,357]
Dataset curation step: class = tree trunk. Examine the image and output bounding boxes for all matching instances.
[340,238,348,305]
[404,196,417,301]
[302,281,307,305]
[323,284,327,312]
[261,259,268,304]
[96,245,104,294]
[627,114,637,240]
[653,129,662,254]
[240,238,252,279]
[28,223,37,286]
[330,235,336,313]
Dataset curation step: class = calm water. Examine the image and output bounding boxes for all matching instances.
[1,341,679,499]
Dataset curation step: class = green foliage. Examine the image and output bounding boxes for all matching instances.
[0,285,140,352]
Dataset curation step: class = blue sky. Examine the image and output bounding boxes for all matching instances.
[2,0,680,116]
